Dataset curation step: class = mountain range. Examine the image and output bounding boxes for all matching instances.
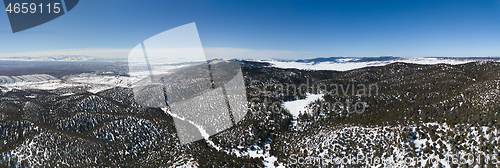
[0,55,126,62]
[1,57,500,167]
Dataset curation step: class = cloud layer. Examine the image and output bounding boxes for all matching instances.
[0,48,304,60]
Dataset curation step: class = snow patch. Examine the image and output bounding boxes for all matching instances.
[282,93,324,117]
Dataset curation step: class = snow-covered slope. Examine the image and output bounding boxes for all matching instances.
[1,73,138,94]
[0,55,126,62]
[0,74,58,85]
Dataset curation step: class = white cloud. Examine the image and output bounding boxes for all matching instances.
[0,47,306,60]
[204,47,303,60]
[0,48,131,58]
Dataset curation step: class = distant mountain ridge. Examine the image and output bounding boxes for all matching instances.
[296,56,397,63]
[295,56,500,64]
[2,55,500,63]
[0,55,126,62]
[259,56,500,71]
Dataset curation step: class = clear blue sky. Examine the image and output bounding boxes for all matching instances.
[1,0,500,59]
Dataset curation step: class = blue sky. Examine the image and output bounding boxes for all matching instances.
[1,0,500,59]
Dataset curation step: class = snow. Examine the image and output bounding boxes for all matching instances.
[162,107,286,167]
[282,93,324,117]
[244,143,285,168]
[261,57,486,71]
[1,73,140,93]
[128,61,203,79]
[25,95,36,98]
[2,79,81,90]
[0,74,58,85]
[0,55,122,62]
[60,93,75,96]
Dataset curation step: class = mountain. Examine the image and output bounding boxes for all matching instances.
[1,59,500,167]
[0,55,126,62]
